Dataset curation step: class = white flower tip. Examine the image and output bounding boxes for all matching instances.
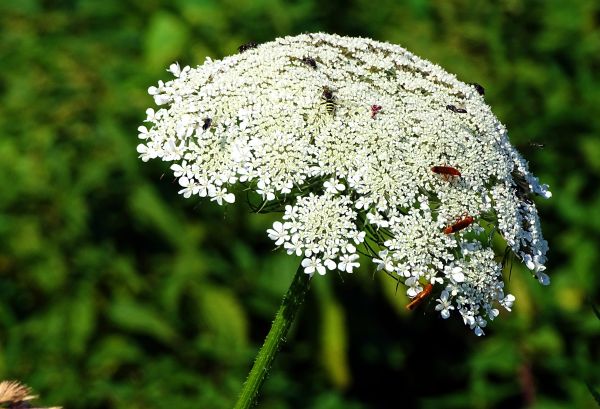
[223,193,235,203]
[502,294,516,311]
[168,62,181,77]
[537,272,550,286]
[525,259,535,270]
[539,184,552,198]
[178,176,189,187]
[324,259,337,270]
[452,272,465,283]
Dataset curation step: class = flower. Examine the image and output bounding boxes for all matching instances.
[274,193,361,274]
[0,381,34,404]
[405,276,424,298]
[209,186,236,205]
[267,221,291,246]
[138,33,551,334]
[373,250,394,273]
[435,290,455,319]
[338,253,360,273]
[0,380,61,409]
[301,256,326,276]
[324,178,346,194]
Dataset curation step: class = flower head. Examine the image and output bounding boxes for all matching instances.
[138,33,550,334]
[0,381,35,404]
[0,380,61,409]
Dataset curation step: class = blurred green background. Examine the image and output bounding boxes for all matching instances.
[1,0,599,408]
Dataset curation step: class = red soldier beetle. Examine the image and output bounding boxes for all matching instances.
[443,214,474,234]
[406,283,434,311]
[431,165,461,178]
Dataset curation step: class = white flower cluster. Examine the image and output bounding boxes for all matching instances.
[138,33,551,335]
[268,192,365,275]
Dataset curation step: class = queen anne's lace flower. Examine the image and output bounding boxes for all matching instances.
[138,33,551,335]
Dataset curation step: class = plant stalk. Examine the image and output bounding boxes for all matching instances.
[233,263,310,409]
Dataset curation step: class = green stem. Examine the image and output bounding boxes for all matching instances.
[233,263,311,409]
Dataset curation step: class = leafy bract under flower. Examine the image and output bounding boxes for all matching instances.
[138,33,551,335]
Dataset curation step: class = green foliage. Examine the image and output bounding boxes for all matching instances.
[588,304,600,406]
[588,382,600,406]
[0,0,599,408]
[313,279,350,390]
[593,303,600,321]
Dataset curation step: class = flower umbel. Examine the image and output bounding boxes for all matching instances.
[0,380,61,409]
[138,33,551,335]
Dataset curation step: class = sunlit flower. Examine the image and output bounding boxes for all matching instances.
[302,256,326,276]
[0,381,34,404]
[405,276,424,298]
[0,380,61,409]
[435,290,454,319]
[138,33,551,334]
[267,221,291,246]
[338,253,360,273]
[373,250,394,273]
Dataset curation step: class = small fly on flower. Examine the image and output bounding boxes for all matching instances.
[238,41,258,53]
[301,56,317,69]
[470,82,485,95]
[446,104,467,113]
[443,214,475,234]
[321,86,337,116]
[406,283,434,310]
[511,167,533,205]
[202,117,212,131]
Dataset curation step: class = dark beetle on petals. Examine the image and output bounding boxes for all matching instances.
[470,82,485,95]
[238,41,258,53]
[301,56,317,69]
[446,105,467,114]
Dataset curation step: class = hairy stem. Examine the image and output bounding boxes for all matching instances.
[233,263,310,409]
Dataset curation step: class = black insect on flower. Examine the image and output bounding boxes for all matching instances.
[470,82,485,95]
[238,41,258,53]
[511,167,534,205]
[446,104,467,113]
[321,86,337,115]
[301,56,317,69]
